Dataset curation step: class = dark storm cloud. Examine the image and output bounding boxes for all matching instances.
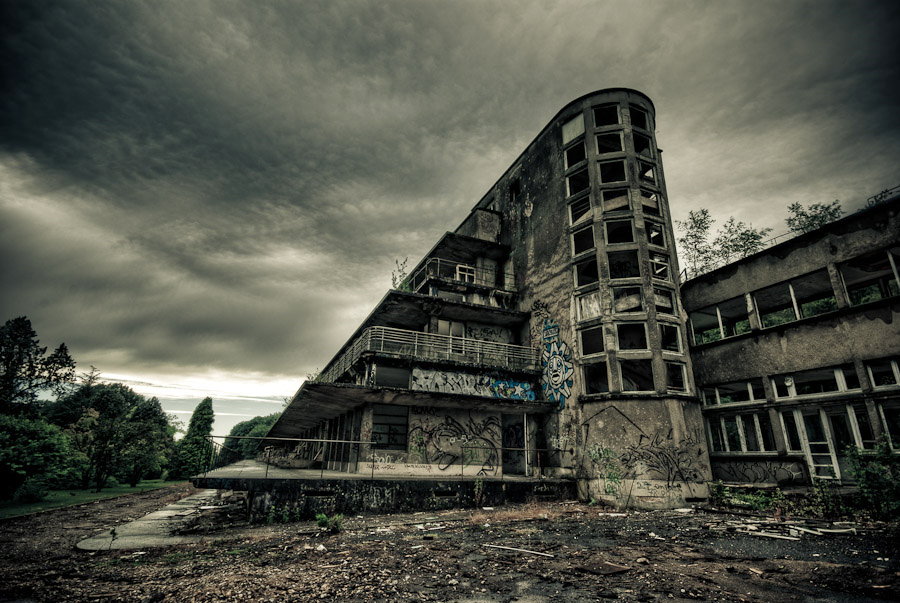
[2,0,899,383]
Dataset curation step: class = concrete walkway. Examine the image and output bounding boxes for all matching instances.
[77,489,223,550]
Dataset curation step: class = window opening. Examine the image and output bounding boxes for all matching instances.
[755,282,797,328]
[792,270,837,318]
[596,133,623,154]
[650,253,669,280]
[576,291,602,321]
[510,179,521,204]
[599,160,626,184]
[866,358,899,387]
[580,326,605,356]
[593,104,619,127]
[772,365,857,398]
[455,264,476,282]
[565,142,586,169]
[781,411,802,451]
[633,132,653,157]
[605,219,634,244]
[827,410,854,451]
[852,405,876,449]
[742,416,760,451]
[660,324,681,352]
[561,115,585,145]
[601,188,629,212]
[374,366,412,388]
[566,168,590,197]
[654,288,675,314]
[575,258,599,286]
[372,404,409,450]
[646,221,665,247]
[629,105,649,130]
[620,359,654,391]
[640,188,661,216]
[840,364,860,390]
[708,418,725,452]
[840,248,900,305]
[758,412,775,451]
[569,197,591,224]
[665,362,686,391]
[608,250,640,279]
[637,161,656,186]
[584,362,609,394]
[723,416,741,451]
[613,286,643,313]
[572,226,595,255]
[617,323,647,349]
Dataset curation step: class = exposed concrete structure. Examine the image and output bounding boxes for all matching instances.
[215,89,711,512]
[682,194,900,486]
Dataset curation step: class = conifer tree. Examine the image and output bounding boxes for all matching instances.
[171,397,215,478]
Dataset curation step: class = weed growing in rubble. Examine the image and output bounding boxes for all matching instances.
[315,513,344,533]
[846,438,900,520]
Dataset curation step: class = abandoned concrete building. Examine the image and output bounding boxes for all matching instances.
[197,88,899,514]
[682,193,900,486]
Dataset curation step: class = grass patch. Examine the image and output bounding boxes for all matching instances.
[0,480,187,519]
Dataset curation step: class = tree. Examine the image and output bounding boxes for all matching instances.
[49,383,178,490]
[0,414,69,499]
[0,316,76,412]
[785,200,843,233]
[170,397,215,478]
[218,413,279,467]
[676,210,772,278]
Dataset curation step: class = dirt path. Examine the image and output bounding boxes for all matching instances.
[0,485,897,602]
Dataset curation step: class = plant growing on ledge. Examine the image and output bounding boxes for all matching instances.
[391,257,412,292]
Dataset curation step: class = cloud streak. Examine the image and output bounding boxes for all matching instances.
[2,0,898,408]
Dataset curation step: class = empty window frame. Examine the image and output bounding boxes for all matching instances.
[605,219,634,244]
[771,365,860,398]
[509,179,521,204]
[702,379,766,405]
[839,248,900,306]
[572,225,595,255]
[584,362,610,394]
[576,291,602,321]
[689,296,750,345]
[665,362,686,392]
[620,359,654,391]
[617,323,647,349]
[881,404,900,449]
[637,161,656,186]
[633,131,653,158]
[866,357,899,387]
[755,270,837,327]
[598,160,627,184]
[780,411,803,452]
[569,197,591,224]
[575,258,599,287]
[601,188,630,212]
[374,366,412,388]
[371,404,409,450]
[613,286,643,313]
[646,221,665,248]
[659,324,681,352]
[580,326,605,356]
[561,115,585,145]
[593,104,619,127]
[596,133,623,154]
[455,264,476,282]
[711,413,774,453]
[608,250,640,279]
[827,404,876,452]
[629,104,649,130]
[654,288,676,315]
[566,168,590,197]
[650,253,669,280]
[564,142,586,169]
[640,188,662,216]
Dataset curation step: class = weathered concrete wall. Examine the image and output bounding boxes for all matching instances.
[691,302,900,386]
[410,367,537,401]
[359,406,503,477]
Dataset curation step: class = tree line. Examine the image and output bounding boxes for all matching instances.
[0,317,221,501]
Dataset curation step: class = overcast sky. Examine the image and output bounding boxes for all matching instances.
[2,0,899,434]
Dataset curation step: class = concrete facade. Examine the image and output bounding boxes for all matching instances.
[260,89,711,510]
[682,196,900,486]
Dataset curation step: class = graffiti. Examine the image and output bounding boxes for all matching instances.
[587,446,624,495]
[490,379,536,401]
[407,413,501,475]
[529,301,552,347]
[541,319,574,409]
[620,429,708,488]
[576,291,602,321]
[411,368,535,401]
[713,460,805,485]
[465,323,511,343]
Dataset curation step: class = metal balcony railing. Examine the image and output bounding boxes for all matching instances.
[408,258,516,293]
[321,326,540,383]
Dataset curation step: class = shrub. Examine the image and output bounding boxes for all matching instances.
[315,513,344,533]
[846,438,900,520]
[13,478,49,503]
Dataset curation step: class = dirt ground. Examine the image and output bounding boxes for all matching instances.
[0,484,898,602]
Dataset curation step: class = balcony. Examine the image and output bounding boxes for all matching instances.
[321,326,540,383]
[409,258,516,294]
